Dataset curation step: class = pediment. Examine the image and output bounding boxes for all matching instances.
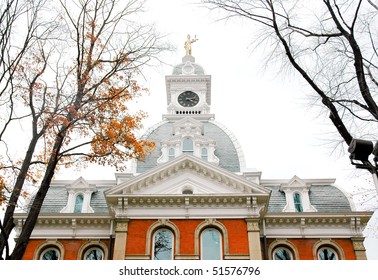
[173,116,204,135]
[106,154,270,197]
[66,176,97,192]
[279,175,309,191]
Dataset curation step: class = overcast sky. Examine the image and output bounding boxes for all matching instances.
[54,0,378,259]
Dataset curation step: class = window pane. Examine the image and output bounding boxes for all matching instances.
[273,247,292,260]
[153,229,173,260]
[74,194,84,213]
[84,248,104,260]
[201,228,221,260]
[293,193,303,212]
[201,148,208,161]
[168,148,175,160]
[318,247,338,260]
[41,248,60,260]
[183,138,193,154]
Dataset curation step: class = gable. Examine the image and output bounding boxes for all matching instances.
[106,154,270,197]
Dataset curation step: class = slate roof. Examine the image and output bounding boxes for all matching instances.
[31,184,111,214]
[265,185,352,213]
[34,180,352,214]
[136,120,242,173]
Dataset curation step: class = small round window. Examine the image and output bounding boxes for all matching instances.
[182,188,193,194]
[273,247,293,260]
[317,246,338,260]
[84,247,104,260]
[40,247,60,260]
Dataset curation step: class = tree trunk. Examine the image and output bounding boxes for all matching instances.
[9,133,64,260]
[0,133,40,258]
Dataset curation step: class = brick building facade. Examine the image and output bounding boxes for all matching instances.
[15,51,372,260]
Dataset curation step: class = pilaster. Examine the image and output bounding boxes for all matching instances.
[113,219,129,260]
[352,237,368,260]
[246,218,262,260]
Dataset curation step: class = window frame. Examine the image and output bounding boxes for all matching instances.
[83,247,105,260]
[293,192,303,212]
[200,228,223,260]
[201,147,208,161]
[40,247,61,260]
[272,246,293,260]
[168,148,175,160]
[317,246,339,260]
[182,137,194,154]
[152,228,174,260]
[74,193,84,213]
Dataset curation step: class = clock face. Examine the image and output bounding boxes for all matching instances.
[178,91,199,107]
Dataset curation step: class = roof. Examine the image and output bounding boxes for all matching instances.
[136,120,244,173]
[265,185,352,213]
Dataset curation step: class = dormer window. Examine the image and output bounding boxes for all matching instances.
[280,176,317,213]
[183,137,193,154]
[168,148,175,161]
[61,177,97,214]
[201,148,208,161]
[293,193,303,212]
[74,194,84,213]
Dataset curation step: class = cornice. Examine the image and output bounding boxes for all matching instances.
[106,155,270,197]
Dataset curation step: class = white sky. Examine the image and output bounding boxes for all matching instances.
[54,0,378,259]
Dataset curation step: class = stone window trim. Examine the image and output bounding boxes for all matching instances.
[194,219,229,258]
[77,240,108,260]
[34,240,65,260]
[268,239,299,260]
[60,177,97,214]
[200,228,222,260]
[145,219,180,258]
[152,229,174,260]
[312,239,345,260]
[280,176,317,213]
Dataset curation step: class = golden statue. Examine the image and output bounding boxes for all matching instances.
[184,34,198,56]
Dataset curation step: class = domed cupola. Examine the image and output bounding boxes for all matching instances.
[172,55,205,75]
[135,35,246,174]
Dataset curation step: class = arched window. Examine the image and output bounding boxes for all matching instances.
[201,148,208,161]
[83,247,104,260]
[317,246,338,260]
[168,148,175,160]
[182,188,193,194]
[153,229,174,260]
[40,247,60,260]
[74,194,84,213]
[183,137,193,154]
[201,228,222,260]
[273,246,293,260]
[293,193,303,212]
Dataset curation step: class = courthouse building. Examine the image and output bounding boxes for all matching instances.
[15,41,372,260]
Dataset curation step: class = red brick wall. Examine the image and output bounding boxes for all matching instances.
[22,220,357,260]
[266,238,356,260]
[125,219,249,257]
[22,239,110,260]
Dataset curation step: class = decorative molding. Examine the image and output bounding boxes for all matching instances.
[60,177,97,214]
[194,219,229,257]
[145,219,181,257]
[268,239,300,260]
[77,240,109,260]
[33,240,65,260]
[312,239,346,260]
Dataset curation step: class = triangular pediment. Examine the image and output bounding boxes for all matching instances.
[279,175,309,191]
[106,154,270,197]
[66,176,97,192]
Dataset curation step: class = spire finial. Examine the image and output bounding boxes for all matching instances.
[184,34,198,56]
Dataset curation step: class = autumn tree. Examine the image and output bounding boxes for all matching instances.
[0,0,168,260]
[203,0,378,192]
[0,0,55,259]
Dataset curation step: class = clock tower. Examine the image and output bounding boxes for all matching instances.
[164,54,212,120]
